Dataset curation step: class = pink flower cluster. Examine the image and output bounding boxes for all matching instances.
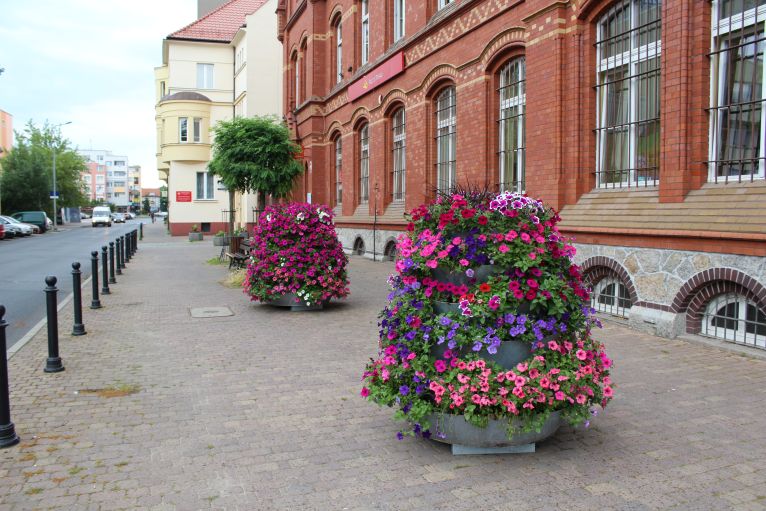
[244,203,349,304]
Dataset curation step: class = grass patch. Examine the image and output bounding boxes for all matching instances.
[68,466,85,476]
[115,461,129,468]
[23,469,44,478]
[206,256,225,266]
[24,488,43,496]
[79,383,141,398]
[221,269,247,289]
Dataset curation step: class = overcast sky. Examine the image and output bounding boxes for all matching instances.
[0,0,198,187]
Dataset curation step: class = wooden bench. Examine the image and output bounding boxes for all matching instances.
[226,238,252,269]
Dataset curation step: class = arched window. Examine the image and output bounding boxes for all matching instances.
[498,57,526,192]
[393,0,405,42]
[391,108,406,201]
[709,0,766,182]
[361,0,370,65]
[359,124,370,203]
[299,40,307,105]
[592,276,632,318]
[334,136,343,206]
[435,86,457,193]
[703,293,766,348]
[595,0,661,188]
[290,51,298,109]
[335,17,343,84]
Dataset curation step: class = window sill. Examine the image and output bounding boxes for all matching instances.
[193,199,217,202]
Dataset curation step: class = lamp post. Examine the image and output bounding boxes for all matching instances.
[51,121,72,232]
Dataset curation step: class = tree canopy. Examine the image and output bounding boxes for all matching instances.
[0,122,87,216]
[207,115,303,201]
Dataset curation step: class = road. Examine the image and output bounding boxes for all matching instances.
[0,219,143,351]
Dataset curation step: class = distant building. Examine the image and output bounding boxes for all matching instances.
[154,0,282,236]
[128,165,142,211]
[0,110,12,158]
[77,149,131,210]
[82,161,108,202]
[141,188,162,212]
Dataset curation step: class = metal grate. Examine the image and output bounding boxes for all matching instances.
[392,108,406,201]
[335,138,343,205]
[702,293,766,348]
[592,277,632,318]
[359,125,370,203]
[595,0,661,188]
[708,0,766,182]
[498,57,526,193]
[435,87,457,193]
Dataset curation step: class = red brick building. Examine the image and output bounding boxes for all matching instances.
[278,0,766,347]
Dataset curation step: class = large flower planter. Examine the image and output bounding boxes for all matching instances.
[425,411,562,454]
[213,236,228,246]
[188,232,203,242]
[432,265,500,286]
[267,292,325,311]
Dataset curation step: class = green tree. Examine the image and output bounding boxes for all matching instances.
[159,186,168,212]
[142,198,151,214]
[208,115,303,234]
[0,121,87,216]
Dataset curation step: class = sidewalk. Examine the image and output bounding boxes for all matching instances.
[1,220,766,510]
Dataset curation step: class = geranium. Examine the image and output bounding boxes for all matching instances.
[244,203,350,305]
[362,190,613,441]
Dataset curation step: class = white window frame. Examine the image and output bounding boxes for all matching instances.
[193,118,202,143]
[394,0,405,42]
[595,0,662,188]
[392,108,406,201]
[335,138,343,205]
[361,0,370,65]
[438,0,453,8]
[498,57,526,193]
[196,172,215,200]
[336,20,343,83]
[592,277,632,318]
[435,86,457,193]
[196,63,214,89]
[179,117,188,143]
[708,1,766,182]
[703,293,766,348]
[294,54,300,106]
[359,125,370,203]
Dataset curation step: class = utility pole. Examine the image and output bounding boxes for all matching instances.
[51,121,72,231]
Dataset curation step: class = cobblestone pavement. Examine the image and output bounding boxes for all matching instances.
[2,221,766,510]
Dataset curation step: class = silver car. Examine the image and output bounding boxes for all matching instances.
[0,215,36,235]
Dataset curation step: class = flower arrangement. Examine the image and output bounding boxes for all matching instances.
[244,203,350,306]
[361,190,613,442]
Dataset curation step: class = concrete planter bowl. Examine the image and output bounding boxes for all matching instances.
[188,232,203,242]
[425,411,562,454]
[213,235,228,246]
[267,292,325,311]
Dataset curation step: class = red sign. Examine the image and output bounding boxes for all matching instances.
[348,52,405,101]
[176,191,192,202]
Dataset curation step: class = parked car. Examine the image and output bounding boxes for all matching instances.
[125,212,135,220]
[0,218,18,238]
[11,211,48,233]
[45,215,53,230]
[0,223,4,240]
[92,206,112,227]
[0,216,34,236]
[111,212,126,223]
[80,212,91,219]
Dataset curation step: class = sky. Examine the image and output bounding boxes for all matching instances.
[0,0,199,188]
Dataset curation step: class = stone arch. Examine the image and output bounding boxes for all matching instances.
[383,237,398,261]
[326,120,344,139]
[420,65,458,98]
[328,3,343,24]
[580,256,639,304]
[478,28,526,71]
[349,107,370,129]
[353,236,366,256]
[576,0,622,22]
[381,89,407,115]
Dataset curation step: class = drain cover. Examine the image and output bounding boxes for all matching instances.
[190,307,234,318]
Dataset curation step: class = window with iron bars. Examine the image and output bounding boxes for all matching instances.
[392,108,406,201]
[361,0,370,66]
[498,57,526,193]
[435,86,457,193]
[592,277,632,318]
[703,293,766,349]
[708,0,766,182]
[359,125,370,203]
[335,137,343,205]
[595,0,661,189]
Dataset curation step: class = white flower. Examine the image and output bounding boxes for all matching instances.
[296,212,306,221]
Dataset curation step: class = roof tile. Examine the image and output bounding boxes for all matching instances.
[169,0,268,43]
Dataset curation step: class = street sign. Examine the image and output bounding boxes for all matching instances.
[49,192,59,199]
[176,191,192,202]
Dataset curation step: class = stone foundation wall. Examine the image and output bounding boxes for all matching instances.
[336,227,401,261]
[573,243,766,339]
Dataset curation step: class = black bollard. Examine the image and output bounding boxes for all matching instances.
[139,222,143,240]
[90,251,101,309]
[124,234,131,264]
[71,263,86,336]
[101,246,110,295]
[116,237,123,275]
[108,242,116,284]
[44,276,64,373]
[0,305,20,448]
[134,230,138,253]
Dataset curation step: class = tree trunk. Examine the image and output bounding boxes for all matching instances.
[228,190,235,236]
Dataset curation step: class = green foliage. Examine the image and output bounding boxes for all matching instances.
[159,186,168,212]
[0,121,87,216]
[142,198,151,214]
[207,116,303,199]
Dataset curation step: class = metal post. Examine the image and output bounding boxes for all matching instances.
[71,263,86,336]
[116,237,123,275]
[90,251,101,309]
[125,234,131,263]
[139,222,143,240]
[52,149,57,232]
[44,276,64,373]
[0,305,20,448]
[101,246,110,295]
[133,229,138,253]
[108,242,116,284]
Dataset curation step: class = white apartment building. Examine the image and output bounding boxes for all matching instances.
[78,149,132,209]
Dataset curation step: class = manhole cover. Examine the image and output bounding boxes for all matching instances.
[190,307,234,318]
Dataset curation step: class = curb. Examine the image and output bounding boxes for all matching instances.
[6,276,93,361]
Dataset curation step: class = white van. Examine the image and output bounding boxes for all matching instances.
[91,206,112,227]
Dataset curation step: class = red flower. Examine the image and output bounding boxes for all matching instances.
[479,283,491,293]
[478,215,488,225]
[406,222,415,232]
[461,208,476,219]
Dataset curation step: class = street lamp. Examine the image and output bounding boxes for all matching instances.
[51,121,72,231]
